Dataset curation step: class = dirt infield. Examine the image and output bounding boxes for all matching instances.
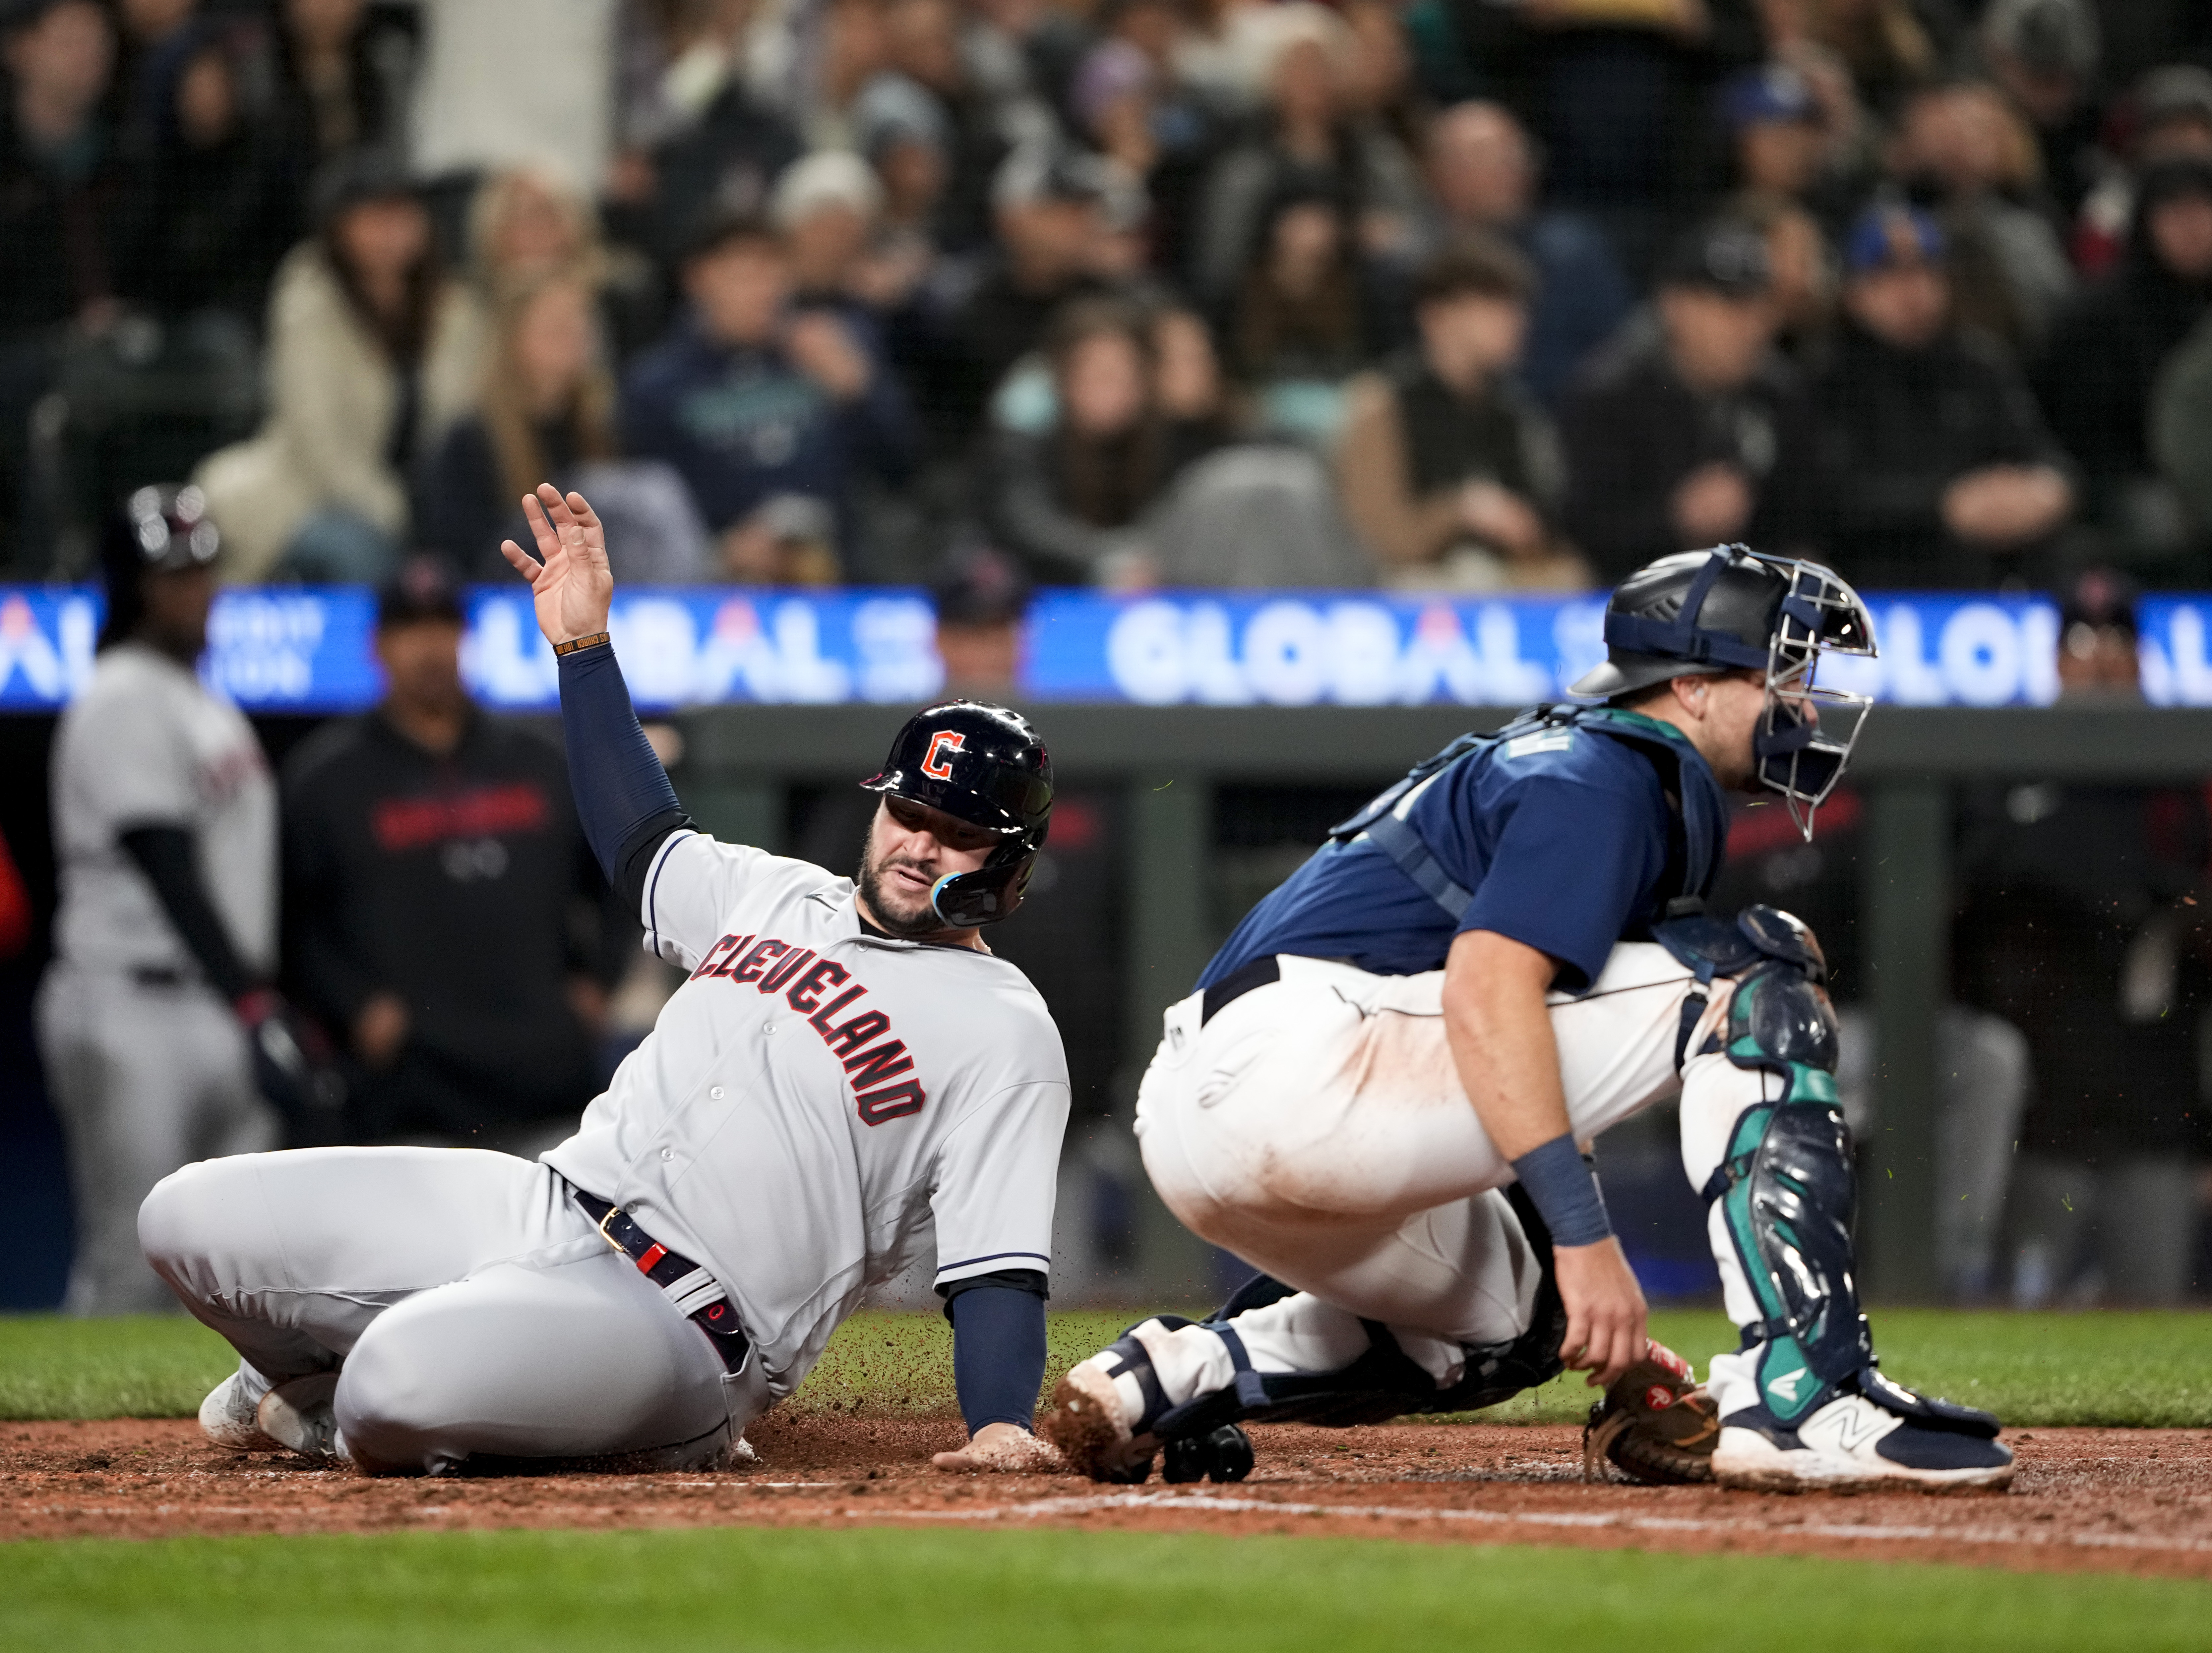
[6,1416,2210,1578]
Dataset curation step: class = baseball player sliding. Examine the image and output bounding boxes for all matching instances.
[142,486,1069,1475]
[1041,545,2016,1494]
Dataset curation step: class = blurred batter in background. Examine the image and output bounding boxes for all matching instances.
[37,487,309,1313]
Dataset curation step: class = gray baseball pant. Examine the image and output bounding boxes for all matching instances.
[38,966,278,1315]
[138,1147,768,1475]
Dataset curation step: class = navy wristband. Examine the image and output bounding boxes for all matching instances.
[1509,1133,1612,1247]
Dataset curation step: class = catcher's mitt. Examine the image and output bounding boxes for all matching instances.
[1581,1341,1719,1485]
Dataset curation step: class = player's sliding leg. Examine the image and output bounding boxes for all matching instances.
[331,1251,751,1474]
[141,1147,758,1473]
[1665,908,2014,1492]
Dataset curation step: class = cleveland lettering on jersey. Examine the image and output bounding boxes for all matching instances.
[687,931,926,1125]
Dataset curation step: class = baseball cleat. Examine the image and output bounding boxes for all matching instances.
[1037,1318,1188,1482]
[198,1371,279,1451]
[1706,1348,2012,1494]
[256,1372,351,1465]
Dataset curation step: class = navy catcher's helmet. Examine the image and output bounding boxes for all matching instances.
[861,700,1052,927]
[1570,545,1877,839]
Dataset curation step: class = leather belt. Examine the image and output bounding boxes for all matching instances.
[570,1187,751,1373]
[1200,955,1281,1026]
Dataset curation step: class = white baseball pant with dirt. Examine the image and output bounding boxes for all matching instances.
[1123,948,1778,1407]
[139,1147,767,1474]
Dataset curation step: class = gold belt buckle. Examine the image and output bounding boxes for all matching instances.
[595,1201,630,1257]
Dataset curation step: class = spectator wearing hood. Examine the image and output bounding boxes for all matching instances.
[2039,154,2212,557]
[1814,205,2074,589]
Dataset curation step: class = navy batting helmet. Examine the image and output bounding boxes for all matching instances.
[861,700,1052,927]
[97,483,221,650]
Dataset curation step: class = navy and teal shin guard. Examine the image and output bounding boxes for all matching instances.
[1665,905,1997,1438]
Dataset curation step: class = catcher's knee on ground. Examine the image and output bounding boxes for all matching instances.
[335,1253,744,1475]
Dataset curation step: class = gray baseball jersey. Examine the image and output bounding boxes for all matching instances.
[49,642,276,977]
[542,829,1070,1401]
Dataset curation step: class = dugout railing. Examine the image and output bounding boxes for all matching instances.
[677,702,2212,1302]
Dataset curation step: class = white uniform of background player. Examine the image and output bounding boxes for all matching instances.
[141,486,1069,1475]
[42,618,279,1314]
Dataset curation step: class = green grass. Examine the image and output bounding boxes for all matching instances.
[7,1307,2212,1426]
[3,1526,2208,1653]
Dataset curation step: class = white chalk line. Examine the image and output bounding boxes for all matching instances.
[831,1490,2212,1558]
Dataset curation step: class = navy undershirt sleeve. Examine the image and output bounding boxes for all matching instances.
[118,825,256,1000]
[556,642,693,915]
[946,1279,1049,1433]
[1455,777,1666,991]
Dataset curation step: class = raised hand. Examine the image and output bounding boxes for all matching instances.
[499,484,614,647]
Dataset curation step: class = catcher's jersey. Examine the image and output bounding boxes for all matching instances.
[544,830,1070,1399]
[50,642,276,979]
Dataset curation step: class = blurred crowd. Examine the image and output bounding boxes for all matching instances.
[3,0,2212,603]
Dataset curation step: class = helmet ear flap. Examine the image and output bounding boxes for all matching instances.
[928,842,1038,928]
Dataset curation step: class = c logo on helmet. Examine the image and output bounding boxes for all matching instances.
[920,730,966,781]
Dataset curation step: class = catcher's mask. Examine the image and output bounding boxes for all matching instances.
[861,700,1052,927]
[1570,545,1877,840]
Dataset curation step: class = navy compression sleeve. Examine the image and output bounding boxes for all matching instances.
[946,1281,1049,1433]
[118,825,255,999]
[556,641,693,914]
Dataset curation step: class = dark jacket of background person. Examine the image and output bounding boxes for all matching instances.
[1954,782,2211,1161]
[268,0,418,178]
[1334,350,1562,574]
[1814,318,2072,588]
[910,254,1115,444]
[413,414,587,578]
[618,306,916,538]
[2150,307,2212,539]
[1557,318,1827,582]
[0,82,123,342]
[2037,157,2212,523]
[645,79,803,266]
[111,33,300,322]
[976,417,1218,586]
[280,709,620,1139]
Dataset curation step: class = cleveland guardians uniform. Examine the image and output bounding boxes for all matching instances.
[141,488,1069,1475]
[42,498,282,1315]
[1042,546,2017,1494]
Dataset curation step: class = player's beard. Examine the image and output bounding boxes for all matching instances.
[855,832,952,938]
